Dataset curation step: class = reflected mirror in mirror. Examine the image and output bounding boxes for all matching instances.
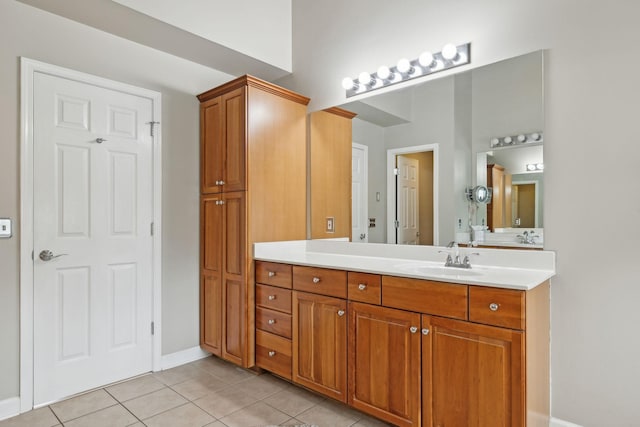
[340,50,544,248]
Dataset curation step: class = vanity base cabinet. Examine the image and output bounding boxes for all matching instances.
[292,291,347,403]
[348,302,421,427]
[422,315,524,427]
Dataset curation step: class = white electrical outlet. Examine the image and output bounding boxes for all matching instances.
[0,218,12,238]
[326,217,335,233]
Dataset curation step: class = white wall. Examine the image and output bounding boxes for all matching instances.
[0,1,233,401]
[283,1,640,424]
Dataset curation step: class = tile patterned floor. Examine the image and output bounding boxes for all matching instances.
[0,357,392,427]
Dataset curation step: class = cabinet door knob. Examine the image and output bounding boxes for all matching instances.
[219,180,225,185]
[422,328,430,335]
[268,351,276,357]
[312,277,321,284]
[410,326,418,334]
[337,310,345,317]
[358,283,367,291]
[268,319,276,325]
[268,295,276,301]
[489,303,500,311]
[268,271,276,277]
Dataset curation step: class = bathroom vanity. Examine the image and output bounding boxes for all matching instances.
[253,240,554,427]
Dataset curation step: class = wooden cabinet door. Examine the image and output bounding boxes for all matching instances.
[201,96,224,194]
[200,195,223,355]
[293,291,347,402]
[221,87,246,193]
[348,302,421,427]
[221,191,247,365]
[422,315,525,427]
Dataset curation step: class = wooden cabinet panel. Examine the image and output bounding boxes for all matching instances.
[382,276,468,320]
[349,302,421,427]
[256,284,292,313]
[293,266,347,298]
[469,286,525,330]
[256,261,292,289]
[223,277,245,365]
[348,272,381,305]
[256,307,292,339]
[293,291,347,402]
[223,192,245,276]
[221,88,246,192]
[201,97,223,194]
[256,330,292,380]
[201,195,222,272]
[422,315,525,427]
[201,271,222,356]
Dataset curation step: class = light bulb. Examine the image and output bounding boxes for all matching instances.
[441,43,459,61]
[537,163,544,170]
[526,164,536,171]
[503,136,513,144]
[490,138,500,146]
[418,51,435,68]
[517,134,527,143]
[341,77,355,90]
[531,133,541,141]
[397,58,412,74]
[377,65,391,80]
[358,71,372,86]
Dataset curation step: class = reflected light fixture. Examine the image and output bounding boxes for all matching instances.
[342,42,471,98]
[526,163,544,171]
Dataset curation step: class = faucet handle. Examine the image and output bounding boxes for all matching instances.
[446,241,458,248]
[462,252,480,268]
[438,250,454,266]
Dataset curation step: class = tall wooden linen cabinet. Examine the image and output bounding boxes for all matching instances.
[198,76,310,367]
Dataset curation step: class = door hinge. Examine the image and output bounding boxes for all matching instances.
[394,220,400,228]
[393,167,399,175]
[150,222,154,236]
[151,322,155,335]
[31,250,34,261]
[147,121,160,137]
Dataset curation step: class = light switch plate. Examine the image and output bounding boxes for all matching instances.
[0,218,12,238]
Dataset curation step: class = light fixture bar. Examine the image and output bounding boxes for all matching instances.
[490,131,543,148]
[342,43,471,98]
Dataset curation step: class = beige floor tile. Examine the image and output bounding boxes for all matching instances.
[204,422,227,427]
[0,407,60,427]
[127,423,145,427]
[296,400,361,427]
[231,374,287,400]
[106,375,166,402]
[192,358,256,385]
[279,417,305,426]
[351,414,393,426]
[193,387,258,419]
[62,404,138,427]
[123,387,188,420]
[49,389,117,422]
[143,403,215,427]
[219,401,289,427]
[170,373,229,401]
[263,386,324,417]
[153,363,203,386]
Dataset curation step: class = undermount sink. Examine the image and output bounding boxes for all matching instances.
[394,263,483,278]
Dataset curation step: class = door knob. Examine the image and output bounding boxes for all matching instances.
[39,250,68,261]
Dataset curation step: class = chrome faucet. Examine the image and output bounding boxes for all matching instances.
[439,242,478,268]
[518,230,538,244]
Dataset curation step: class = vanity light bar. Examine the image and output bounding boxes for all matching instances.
[526,163,544,171]
[490,131,543,148]
[342,42,471,98]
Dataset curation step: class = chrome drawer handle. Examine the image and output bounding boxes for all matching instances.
[422,328,430,335]
[358,283,367,291]
[268,271,276,277]
[337,310,345,317]
[268,319,276,325]
[410,326,418,334]
[268,351,276,357]
[489,303,499,311]
[312,277,321,284]
[268,295,276,301]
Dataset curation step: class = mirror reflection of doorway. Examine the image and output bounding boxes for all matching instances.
[512,182,537,228]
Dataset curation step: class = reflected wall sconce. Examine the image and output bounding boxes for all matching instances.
[341,43,471,98]
[490,131,543,148]
[526,163,544,171]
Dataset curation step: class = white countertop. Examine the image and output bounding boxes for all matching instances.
[253,240,555,291]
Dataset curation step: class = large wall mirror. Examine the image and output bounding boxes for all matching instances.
[340,50,544,248]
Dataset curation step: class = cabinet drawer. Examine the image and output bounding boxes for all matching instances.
[348,272,381,305]
[256,307,292,339]
[256,330,292,380]
[293,266,347,298]
[382,276,468,320]
[256,261,292,289]
[256,284,291,313]
[469,286,525,330]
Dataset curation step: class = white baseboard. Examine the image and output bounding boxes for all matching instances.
[550,417,583,427]
[160,346,211,371]
[0,397,20,421]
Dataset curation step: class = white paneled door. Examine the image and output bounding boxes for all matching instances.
[33,72,154,405]
[397,155,419,245]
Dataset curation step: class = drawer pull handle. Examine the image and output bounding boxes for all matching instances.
[268,295,276,301]
[268,351,276,357]
[358,283,367,291]
[422,328,430,335]
[312,277,321,284]
[337,310,345,317]
[268,319,276,325]
[410,326,418,334]
[268,271,276,277]
[489,303,500,311]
